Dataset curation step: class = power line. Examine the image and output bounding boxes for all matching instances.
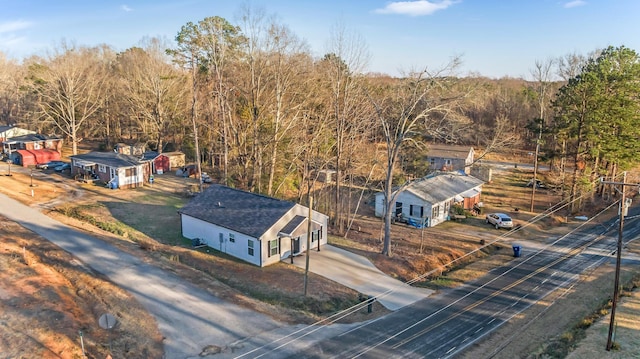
[238,179,610,357]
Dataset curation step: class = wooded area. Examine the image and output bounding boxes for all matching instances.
[1,9,639,256]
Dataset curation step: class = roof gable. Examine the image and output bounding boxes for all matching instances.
[179,184,297,238]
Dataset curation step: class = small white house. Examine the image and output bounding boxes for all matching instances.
[178,184,328,267]
[0,125,35,143]
[425,144,475,174]
[375,172,484,228]
[70,152,151,189]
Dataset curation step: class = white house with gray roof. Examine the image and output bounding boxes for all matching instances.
[375,172,484,228]
[70,151,153,188]
[178,184,328,267]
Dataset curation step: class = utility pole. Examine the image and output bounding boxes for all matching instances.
[600,172,636,350]
[303,196,313,296]
[530,119,543,212]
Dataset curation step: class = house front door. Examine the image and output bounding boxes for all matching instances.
[395,202,403,216]
[293,237,300,254]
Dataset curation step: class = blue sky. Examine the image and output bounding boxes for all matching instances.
[1,0,639,79]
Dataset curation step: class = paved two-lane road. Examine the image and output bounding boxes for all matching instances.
[244,206,640,358]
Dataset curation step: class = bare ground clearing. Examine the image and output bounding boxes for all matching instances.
[0,217,163,358]
[1,159,639,358]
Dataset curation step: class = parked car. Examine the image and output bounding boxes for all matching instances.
[54,163,71,172]
[201,172,212,183]
[36,160,66,170]
[526,179,546,189]
[486,213,514,229]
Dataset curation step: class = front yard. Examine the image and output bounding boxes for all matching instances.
[2,159,639,358]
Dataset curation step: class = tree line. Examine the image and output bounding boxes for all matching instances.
[1,6,638,256]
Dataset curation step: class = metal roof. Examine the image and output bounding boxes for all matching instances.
[403,172,484,203]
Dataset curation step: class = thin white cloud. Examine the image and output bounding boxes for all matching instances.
[564,0,586,8]
[121,4,133,12]
[1,35,27,46]
[374,0,456,16]
[0,20,32,34]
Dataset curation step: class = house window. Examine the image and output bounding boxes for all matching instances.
[430,158,435,167]
[268,239,279,257]
[98,164,106,173]
[248,240,254,256]
[446,159,452,165]
[420,206,424,218]
[229,233,235,243]
[432,205,440,218]
[410,205,414,216]
[125,167,134,177]
[311,232,316,242]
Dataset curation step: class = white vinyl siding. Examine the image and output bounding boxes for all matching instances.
[180,214,260,266]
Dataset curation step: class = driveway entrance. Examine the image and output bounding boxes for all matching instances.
[290,245,433,311]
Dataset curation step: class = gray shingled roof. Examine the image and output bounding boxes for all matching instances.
[178,184,297,238]
[71,151,146,168]
[280,215,306,236]
[404,172,484,203]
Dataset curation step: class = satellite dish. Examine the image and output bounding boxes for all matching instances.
[98,313,117,330]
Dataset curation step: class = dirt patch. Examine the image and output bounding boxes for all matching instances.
[0,218,163,358]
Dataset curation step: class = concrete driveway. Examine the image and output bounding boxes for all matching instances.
[0,193,285,359]
[290,245,433,311]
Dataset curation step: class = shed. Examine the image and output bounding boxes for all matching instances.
[141,151,186,174]
[157,152,185,173]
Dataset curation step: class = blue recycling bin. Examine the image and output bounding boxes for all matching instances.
[512,245,522,258]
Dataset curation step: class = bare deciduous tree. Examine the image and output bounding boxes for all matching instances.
[117,37,187,153]
[323,23,371,233]
[370,60,466,256]
[31,43,108,154]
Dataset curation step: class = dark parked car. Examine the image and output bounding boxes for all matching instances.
[54,163,71,172]
[36,160,66,170]
[526,179,546,189]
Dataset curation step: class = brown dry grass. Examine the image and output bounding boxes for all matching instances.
[0,218,163,359]
[2,158,639,358]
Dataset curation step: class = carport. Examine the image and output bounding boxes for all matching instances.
[14,149,62,167]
